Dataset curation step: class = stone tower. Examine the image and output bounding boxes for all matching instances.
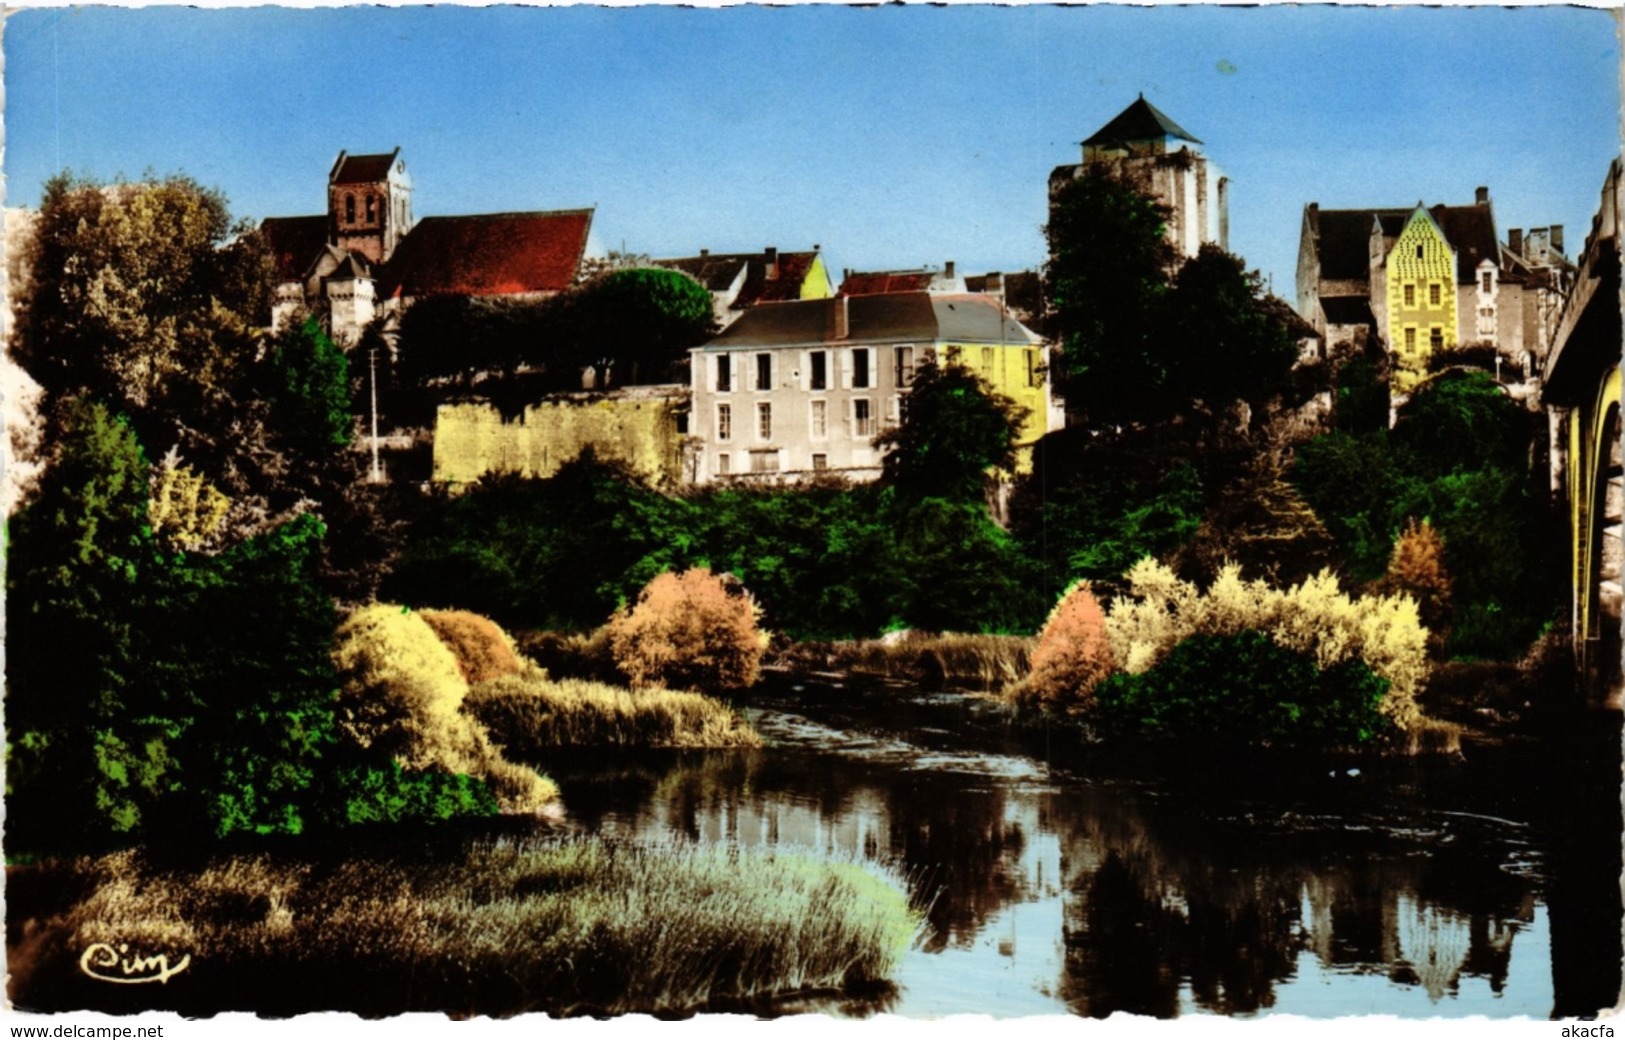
[327,148,413,265]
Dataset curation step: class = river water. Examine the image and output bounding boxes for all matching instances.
[539,673,1624,1019]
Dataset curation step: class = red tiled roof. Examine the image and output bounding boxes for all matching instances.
[332,152,399,185]
[379,210,593,298]
[260,215,329,282]
[737,251,819,308]
[839,271,935,296]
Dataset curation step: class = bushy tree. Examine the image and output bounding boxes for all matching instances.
[1009,581,1114,713]
[606,569,764,692]
[1158,245,1297,412]
[1043,171,1174,420]
[1379,518,1453,654]
[267,316,353,461]
[875,357,1028,502]
[420,609,525,685]
[557,268,716,388]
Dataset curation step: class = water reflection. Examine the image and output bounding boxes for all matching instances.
[535,685,1615,1018]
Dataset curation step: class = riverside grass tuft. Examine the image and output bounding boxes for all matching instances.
[10,839,919,1016]
[783,632,1034,691]
[466,667,762,750]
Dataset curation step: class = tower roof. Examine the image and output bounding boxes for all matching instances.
[1083,96,1201,147]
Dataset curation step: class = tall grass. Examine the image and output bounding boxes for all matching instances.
[466,669,761,750]
[782,633,1034,691]
[10,839,918,1015]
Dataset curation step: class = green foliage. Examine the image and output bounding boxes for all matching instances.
[559,268,716,387]
[13,174,272,472]
[396,293,564,390]
[1333,354,1390,434]
[1292,370,1559,658]
[325,761,499,827]
[268,316,353,459]
[607,568,764,692]
[1044,171,1174,420]
[1093,631,1391,747]
[1158,245,1298,411]
[884,495,1048,633]
[875,357,1027,501]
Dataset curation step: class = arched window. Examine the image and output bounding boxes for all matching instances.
[345,194,355,223]
[366,194,377,223]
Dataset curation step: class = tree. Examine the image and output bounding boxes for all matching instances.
[12,174,273,462]
[1157,245,1298,413]
[1043,171,1175,422]
[875,357,1028,502]
[557,268,715,388]
[267,315,355,460]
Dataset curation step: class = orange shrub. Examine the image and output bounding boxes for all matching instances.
[1380,518,1452,653]
[1009,581,1114,712]
[420,609,524,685]
[606,569,763,693]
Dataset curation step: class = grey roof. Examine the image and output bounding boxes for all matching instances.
[1321,296,1376,327]
[1083,96,1201,147]
[654,254,752,293]
[699,292,1039,351]
[1308,202,1500,285]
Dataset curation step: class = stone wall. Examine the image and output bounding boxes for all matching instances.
[432,385,688,487]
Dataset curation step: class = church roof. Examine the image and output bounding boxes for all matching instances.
[379,210,593,298]
[331,150,400,185]
[1083,96,1201,147]
[260,215,330,282]
[700,291,1039,350]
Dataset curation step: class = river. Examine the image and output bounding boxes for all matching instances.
[537,672,1624,1019]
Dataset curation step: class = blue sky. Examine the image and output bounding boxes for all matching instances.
[3,5,1618,299]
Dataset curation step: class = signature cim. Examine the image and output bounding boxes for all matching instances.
[79,943,191,985]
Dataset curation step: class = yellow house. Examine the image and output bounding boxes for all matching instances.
[1383,206,1458,394]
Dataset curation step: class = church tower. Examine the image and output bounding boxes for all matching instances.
[1051,96,1228,260]
[327,148,413,265]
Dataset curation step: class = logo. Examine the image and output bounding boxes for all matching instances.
[79,943,191,985]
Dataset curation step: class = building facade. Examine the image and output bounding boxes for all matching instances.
[652,247,834,329]
[687,292,1058,484]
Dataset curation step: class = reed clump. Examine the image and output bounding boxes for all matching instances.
[466,667,761,750]
[11,839,918,1016]
[789,632,1034,691]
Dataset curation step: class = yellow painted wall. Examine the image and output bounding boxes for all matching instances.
[1385,211,1458,394]
[1571,364,1622,644]
[798,255,835,301]
[433,390,687,487]
[942,340,1052,472]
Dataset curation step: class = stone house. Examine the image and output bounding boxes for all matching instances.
[651,247,834,330]
[687,291,1060,485]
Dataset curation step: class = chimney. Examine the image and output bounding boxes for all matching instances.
[831,296,849,340]
[764,246,779,281]
[1551,225,1565,255]
[1475,186,1489,206]
[1508,228,1523,257]
[987,271,1004,294]
[699,248,709,258]
[945,260,956,280]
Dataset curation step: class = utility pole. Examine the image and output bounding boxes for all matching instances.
[369,342,383,483]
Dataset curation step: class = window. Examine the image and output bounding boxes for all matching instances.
[852,348,870,389]
[1429,327,1444,351]
[812,453,828,472]
[981,347,994,375]
[749,450,779,474]
[757,402,772,440]
[945,345,963,366]
[1026,348,1040,388]
[1415,244,1424,259]
[853,399,874,437]
[1403,328,1417,352]
[886,396,901,425]
[1429,283,1441,306]
[1403,283,1416,307]
[366,194,377,223]
[344,194,356,223]
[894,345,915,386]
[716,354,732,392]
[809,351,827,390]
[716,404,732,441]
[756,353,772,391]
[1481,271,1494,294]
[810,399,827,439]
[717,453,730,475]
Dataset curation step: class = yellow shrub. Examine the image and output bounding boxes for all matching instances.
[1102,559,1429,729]
[149,460,230,551]
[420,609,524,685]
[331,604,557,811]
[606,569,764,693]
[1379,519,1453,652]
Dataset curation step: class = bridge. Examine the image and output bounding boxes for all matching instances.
[1543,158,1622,704]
